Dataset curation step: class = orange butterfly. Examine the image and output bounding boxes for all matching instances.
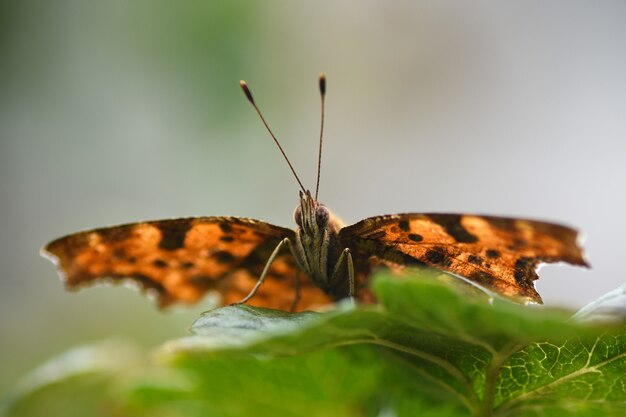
[42,75,588,312]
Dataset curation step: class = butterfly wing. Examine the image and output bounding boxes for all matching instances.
[42,217,332,311]
[339,213,589,303]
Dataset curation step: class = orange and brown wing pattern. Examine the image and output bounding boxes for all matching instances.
[340,213,589,303]
[42,217,331,311]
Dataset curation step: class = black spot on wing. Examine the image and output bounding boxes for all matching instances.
[126,273,168,297]
[99,226,134,244]
[181,261,195,269]
[467,254,483,266]
[427,214,478,243]
[219,222,233,234]
[425,248,452,267]
[485,249,500,259]
[398,220,410,232]
[514,257,537,287]
[468,271,495,287]
[215,250,235,264]
[408,233,423,242]
[153,259,168,268]
[158,220,193,250]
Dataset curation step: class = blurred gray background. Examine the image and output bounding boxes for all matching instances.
[1,0,625,396]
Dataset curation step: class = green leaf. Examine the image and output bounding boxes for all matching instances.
[4,270,625,417]
[154,271,626,416]
[1,340,141,417]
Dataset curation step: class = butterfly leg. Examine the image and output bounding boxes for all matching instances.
[331,248,355,301]
[290,271,302,312]
[233,237,291,305]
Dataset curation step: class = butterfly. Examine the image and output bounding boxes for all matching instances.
[42,74,589,312]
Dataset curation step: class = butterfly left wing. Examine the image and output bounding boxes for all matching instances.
[339,213,589,303]
[42,217,332,311]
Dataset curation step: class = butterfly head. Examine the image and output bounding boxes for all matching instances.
[294,190,330,235]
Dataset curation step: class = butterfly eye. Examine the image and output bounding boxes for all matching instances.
[294,206,302,226]
[316,206,329,228]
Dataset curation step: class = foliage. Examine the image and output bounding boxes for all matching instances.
[3,271,625,417]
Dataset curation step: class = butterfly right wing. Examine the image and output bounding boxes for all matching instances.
[339,213,588,303]
[42,216,332,311]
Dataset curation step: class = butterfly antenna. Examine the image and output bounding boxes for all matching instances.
[240,80,306,193]
[314,73,326,200]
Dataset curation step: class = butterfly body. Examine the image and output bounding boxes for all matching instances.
[291,190,351,300]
